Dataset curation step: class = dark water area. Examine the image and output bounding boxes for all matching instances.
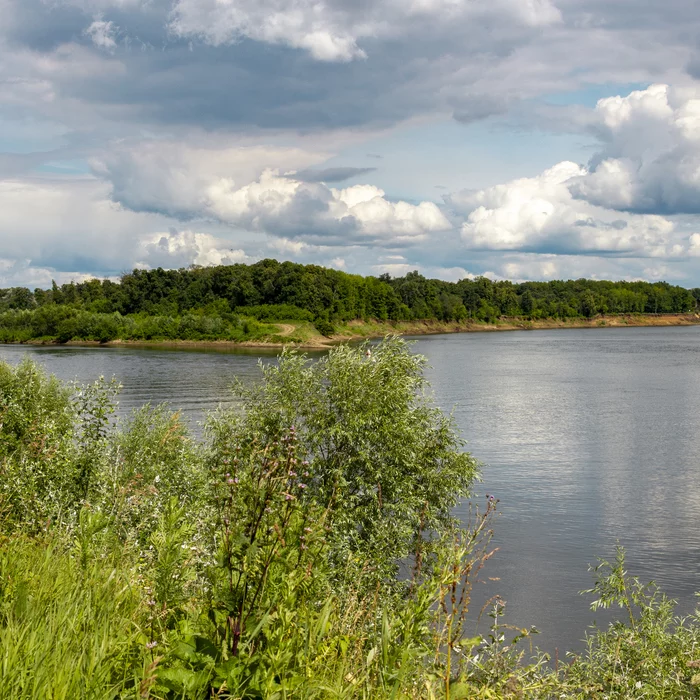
[3,325,700,655]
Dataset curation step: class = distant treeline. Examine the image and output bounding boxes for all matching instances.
[0,259,698,342]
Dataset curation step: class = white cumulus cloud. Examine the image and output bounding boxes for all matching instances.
[136,229,249,269]
[570,84,700,214]
[453,160,687,257]
[207,170,451,243]
[0,177,238,277]
[93,142,452,245]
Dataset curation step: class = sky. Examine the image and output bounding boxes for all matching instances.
[3,0,700,288]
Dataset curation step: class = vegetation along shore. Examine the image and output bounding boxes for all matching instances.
[4,338,700,698]
[1,259,700,347]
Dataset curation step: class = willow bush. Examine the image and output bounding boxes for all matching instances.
[206,340,479,588]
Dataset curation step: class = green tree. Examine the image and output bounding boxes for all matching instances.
[581,290,597,318]
[520,289,535,317]
[207,336,479,584]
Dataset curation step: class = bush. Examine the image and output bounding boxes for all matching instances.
[235,304,314,322]
[0,359,77,528]
[208,337,479,585]
[314,317,336,337]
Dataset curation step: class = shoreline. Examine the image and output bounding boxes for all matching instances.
[5,313,700,351]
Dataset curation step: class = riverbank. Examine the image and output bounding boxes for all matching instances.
[6,312,700,350]
[336,312,700,341]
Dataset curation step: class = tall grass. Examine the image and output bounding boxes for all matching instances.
[0,534,146,699]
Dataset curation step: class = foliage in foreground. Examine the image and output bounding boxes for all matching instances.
[2,338,700,699]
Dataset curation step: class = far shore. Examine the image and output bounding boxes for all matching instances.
[5,313,700,351]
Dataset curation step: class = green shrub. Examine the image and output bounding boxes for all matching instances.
[314,317,336,337]
[235,304,314,322]
[208,337,479,587]
[0,359,77,528]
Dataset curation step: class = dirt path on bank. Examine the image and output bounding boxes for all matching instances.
[274,323,296,336]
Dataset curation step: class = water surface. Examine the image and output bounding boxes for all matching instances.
[3,326,700,653]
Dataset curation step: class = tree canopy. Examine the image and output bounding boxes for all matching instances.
[0,260,697,343]
[2,259,697,321]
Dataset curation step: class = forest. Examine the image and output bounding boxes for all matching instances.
[0,259,698,342]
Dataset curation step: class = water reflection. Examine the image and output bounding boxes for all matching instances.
[412,326,700,650]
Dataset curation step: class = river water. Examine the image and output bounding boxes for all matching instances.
[3,325,700,654]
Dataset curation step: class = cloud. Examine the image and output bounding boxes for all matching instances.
[492,253,686,283]
[371,261,475,282]
[569,84,700,215]
[136,229,249,268]
[6,1,700,288]
[452,160,689,257]
[2,0,696,141]
[206,170,451,244]
[0,177,244,275]
[0,258,97,288]
[168,0,368,62]
[84,17,119,51]
[168,0,560,62]
[91,141,328,218]
[688,234,700,257]
[92,141,450,244]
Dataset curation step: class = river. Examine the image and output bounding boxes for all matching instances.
[3,325,700,655]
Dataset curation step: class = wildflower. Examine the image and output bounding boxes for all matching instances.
[298,483,307,489]
[284,493,295,501]
[289,470,297,477]
[146,641,158,649]
[304,527,312,533]
[227,478,235,485]
[302,460,310,466]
